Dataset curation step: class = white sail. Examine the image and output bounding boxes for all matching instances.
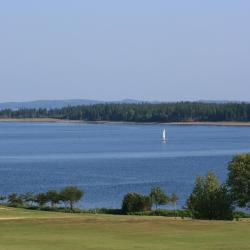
[162,129,166,141]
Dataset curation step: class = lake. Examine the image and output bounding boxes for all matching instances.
[0,122,250,208]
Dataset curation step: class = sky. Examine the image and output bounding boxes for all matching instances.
[0,0,249,102]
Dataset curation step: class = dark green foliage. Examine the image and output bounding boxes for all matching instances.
[149,187,169,209]
[60,186,84,210]
[227,153,250,208]
[122,192,152,214]
[86,208,122,215]
[130,209,191,217]
[0,195,6,203]
[46,190,60,207]
[8,193,23,206]
[35,193,48,207]
[187,172,234,220]
[21,192,35,206]
[1,102,250,122]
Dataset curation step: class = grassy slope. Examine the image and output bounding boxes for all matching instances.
[0,207,250,250]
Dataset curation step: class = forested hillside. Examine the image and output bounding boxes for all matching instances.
[0,102,250,122]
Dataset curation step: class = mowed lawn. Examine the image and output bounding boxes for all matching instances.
[0,207,250,250]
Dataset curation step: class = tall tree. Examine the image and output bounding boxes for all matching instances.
[170,193,179,217]
[187,171,233,220]
[46,190,60,208]
[149,187,169,209]
[8,193,23,206]
[22,192,35,206]
[35,193,48,208]
[227,153,250,208]
[60,186,83,210]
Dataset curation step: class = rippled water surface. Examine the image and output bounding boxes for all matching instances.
[1,122,250,208]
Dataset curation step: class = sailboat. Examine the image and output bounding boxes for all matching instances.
[162,128,167,142]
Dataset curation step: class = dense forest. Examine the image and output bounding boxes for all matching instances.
[0,102,250,122]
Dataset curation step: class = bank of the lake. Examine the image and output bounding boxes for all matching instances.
[1,118,250,126]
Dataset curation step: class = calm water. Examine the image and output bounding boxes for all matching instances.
[1,122,250,208]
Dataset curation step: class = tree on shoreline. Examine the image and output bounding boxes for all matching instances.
[170,193,179,217]
[122,193,151,214]
[8,193,23,206]
[187,171,233,220]
[36,193,48,208]
[149,187,169,209]
[0,195,6,203]
[46,190,60,208]
[22,192,35,206]
[60,186,83,210]
[227,153,250,209]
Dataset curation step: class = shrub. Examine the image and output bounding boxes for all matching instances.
[126,209,191,217]
[122,192,151,214]
[91,208,122,215]
[233,211,250,219]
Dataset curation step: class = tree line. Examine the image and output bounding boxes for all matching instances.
[0,186,83,210]
[1,153,250,220]
[1,102,250,122]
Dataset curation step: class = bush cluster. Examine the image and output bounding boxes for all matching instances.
[121,188,178,214]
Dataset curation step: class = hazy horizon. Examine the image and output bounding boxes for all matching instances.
[0,98,250,104]
[1,1,249,102]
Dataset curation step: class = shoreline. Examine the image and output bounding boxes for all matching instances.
[1,118,250,126]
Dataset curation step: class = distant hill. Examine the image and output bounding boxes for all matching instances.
[0,99,142,110]
[2,99,248,110]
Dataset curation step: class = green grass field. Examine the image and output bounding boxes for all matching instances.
[0,206,250,250]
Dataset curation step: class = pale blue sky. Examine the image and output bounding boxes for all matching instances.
[0,0,249,102]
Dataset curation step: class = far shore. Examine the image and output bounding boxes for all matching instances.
[1,118,250,126]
